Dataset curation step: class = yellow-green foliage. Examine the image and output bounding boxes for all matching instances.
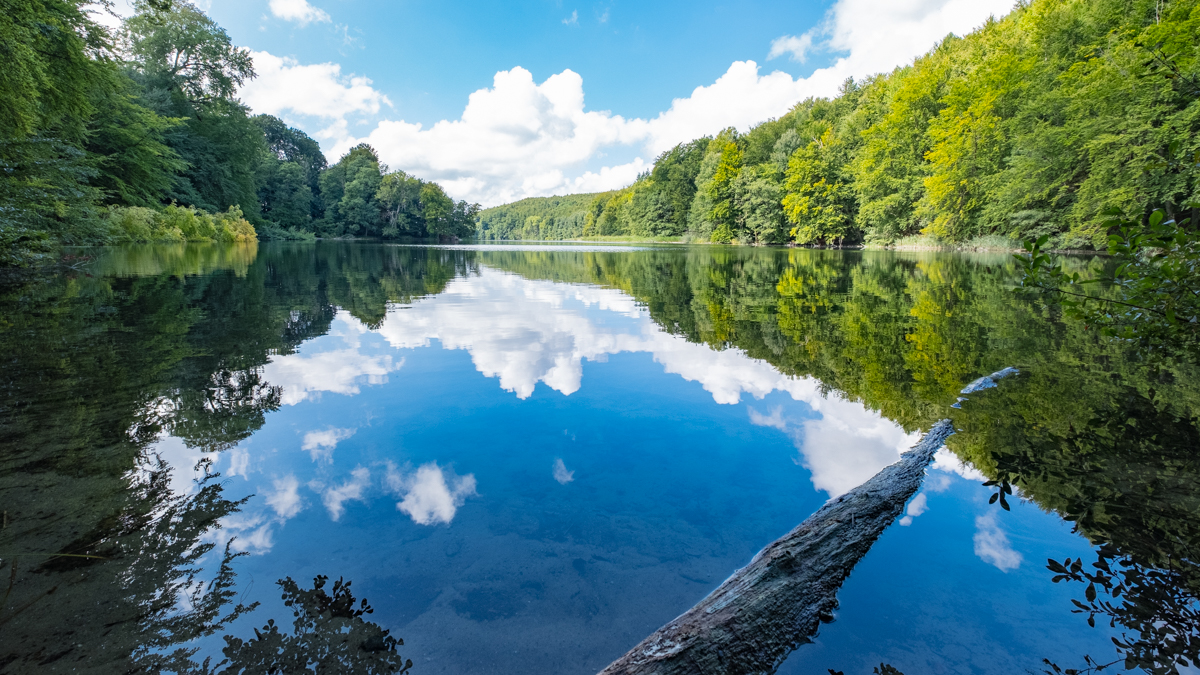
[88,241,260,278]
[108,204,258,243]
[212,206,258,242]
[783,127,856,244]
[107,206,183,243]
[482,0,1200,248]
[706,141,743,243]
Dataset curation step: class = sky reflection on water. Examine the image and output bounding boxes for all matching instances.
[3,243,1168,675]
[150,263,1114,674]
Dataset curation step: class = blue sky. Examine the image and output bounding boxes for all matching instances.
[215,0,839,125]
[109,0,1018,205]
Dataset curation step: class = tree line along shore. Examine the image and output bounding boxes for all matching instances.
[2,0,1197,266]
[479,0,1199,249]
[1,0,479,266]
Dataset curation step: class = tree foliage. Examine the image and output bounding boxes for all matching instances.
[0,0,478,264]
[480,0,1200,250]
[1019,203,1200,357]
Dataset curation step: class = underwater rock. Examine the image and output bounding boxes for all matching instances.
[598,419,956,675]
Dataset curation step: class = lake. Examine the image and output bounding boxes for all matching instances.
[1,242,1196,675]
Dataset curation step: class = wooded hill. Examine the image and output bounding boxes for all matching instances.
[479,0,1200,248]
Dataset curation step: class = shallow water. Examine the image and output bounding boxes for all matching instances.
[1,242,1196,674]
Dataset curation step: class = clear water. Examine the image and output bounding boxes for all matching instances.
[1,242,1195,675]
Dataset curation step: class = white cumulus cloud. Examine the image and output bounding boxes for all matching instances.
[768,33,816,62]
[387,463,478,525]
[339,67,647,206]
[240,51,390,122]
[974,511,1022,571]
[256,0,1015,207]
[268,0,330,25]
[822,0,1013,78]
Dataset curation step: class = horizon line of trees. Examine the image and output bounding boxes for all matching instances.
[0,0,478,265]
[479,0,1199,249]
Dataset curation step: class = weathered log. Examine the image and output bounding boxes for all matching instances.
[599,419,956,675]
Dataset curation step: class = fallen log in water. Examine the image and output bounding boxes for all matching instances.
[599,419,956,675]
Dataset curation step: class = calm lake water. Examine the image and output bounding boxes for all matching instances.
[1,242,1196,674]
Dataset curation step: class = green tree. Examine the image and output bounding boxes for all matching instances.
[734,167,787,244]
[852,41,956,240]
[783,128,857,245]
[376,170,424,236]
[706,139,743,243]
[420,181,455,236]
[122,0,264,218]
[645,138,711,235]
[255,114,326,221]
[0,0,114,261]
[256,159,313,231]
[320,144,383,236]
[85,71,185,208]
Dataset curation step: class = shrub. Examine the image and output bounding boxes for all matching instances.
[106,204,257,243]
[213,205,258,242]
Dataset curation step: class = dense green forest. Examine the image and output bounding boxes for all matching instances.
[479,0,1199,248]
[0,0,479,265]
[7,0,1195,262]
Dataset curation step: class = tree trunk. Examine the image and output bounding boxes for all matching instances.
[598,420,955,675]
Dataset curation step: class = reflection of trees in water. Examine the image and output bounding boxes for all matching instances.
[1,455,411,674]
[487,247,1200,674]
[207,575,412,675]
[957,376,1200,675]
[1,244,472,672]
[4,243,1199,673]
[0,455,255,673]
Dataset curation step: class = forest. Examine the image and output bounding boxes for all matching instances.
[5,0,1197,264]
[0,0,479,265]
[479,0,1200,248]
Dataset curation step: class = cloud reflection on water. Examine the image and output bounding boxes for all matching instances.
[553,458,575,485]
[321,466,371,521]
[748,400,919,498]
[899,493,929,526]
[266,475,304,519]
[301,427,356,463]
[264,313,403,405]
[372,268,924,497]
[974,511,1023,571]
[188,268,955,550]
[387,462,478,525]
